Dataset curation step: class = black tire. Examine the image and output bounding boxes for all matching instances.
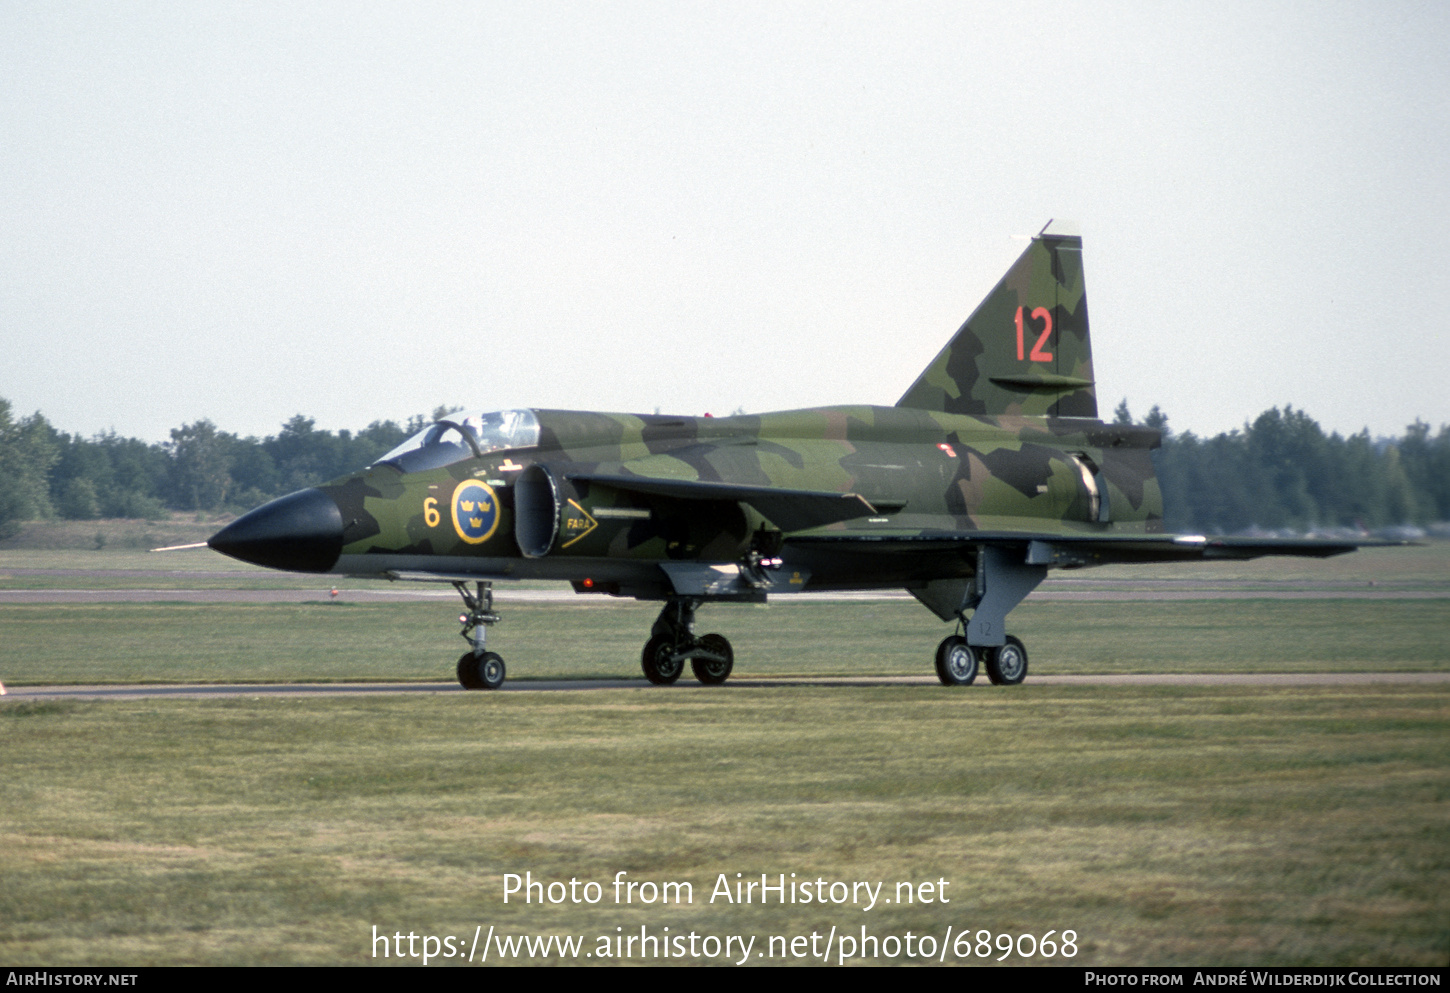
[934,635,977,686]
[690,633,734,685]
[985,635,1028,685]
[641,636,684,685]
[457,651,505,690]
[457,652,483,689]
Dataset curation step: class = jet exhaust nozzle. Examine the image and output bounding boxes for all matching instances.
[207,487,344,573]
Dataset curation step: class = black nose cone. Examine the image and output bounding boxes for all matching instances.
[208,488,344,573]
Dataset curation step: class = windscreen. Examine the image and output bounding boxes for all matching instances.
[376,409,541,474]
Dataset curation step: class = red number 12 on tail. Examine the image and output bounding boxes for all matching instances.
[1014,306,1054,362]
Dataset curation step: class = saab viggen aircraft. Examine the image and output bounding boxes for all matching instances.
[209,221,1379,689]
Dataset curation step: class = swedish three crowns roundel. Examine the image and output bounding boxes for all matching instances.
[451,479,500,545]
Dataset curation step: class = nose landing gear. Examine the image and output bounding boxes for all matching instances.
[455,580,506,690]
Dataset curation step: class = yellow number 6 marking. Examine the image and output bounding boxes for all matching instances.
[424,497,440,528]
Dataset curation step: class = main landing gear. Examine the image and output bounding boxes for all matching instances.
[922,546,1044,688]
[934,632,1028,686]
[641,597,734,686]
[450,585,735,690]
[455,580,506,690]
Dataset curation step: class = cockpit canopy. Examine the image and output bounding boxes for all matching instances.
[376,409,541,474]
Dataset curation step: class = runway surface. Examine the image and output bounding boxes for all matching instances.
[7,671,1447,701]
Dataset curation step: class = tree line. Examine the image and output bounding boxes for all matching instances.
[1,395,1446,540]
[0,399,457,539]
[1113,402,1448,535]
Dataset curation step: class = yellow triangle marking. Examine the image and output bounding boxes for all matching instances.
[560,499,599,549]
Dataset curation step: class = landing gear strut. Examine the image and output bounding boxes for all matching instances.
[913,546,1045,688]
[455,580,506,690]
[641,597,734,685]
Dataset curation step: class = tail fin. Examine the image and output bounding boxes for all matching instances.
[896,220,1097,419]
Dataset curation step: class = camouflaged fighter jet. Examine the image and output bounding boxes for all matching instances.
[208,220,1373,690]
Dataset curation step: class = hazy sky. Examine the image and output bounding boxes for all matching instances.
[3,1,1447,445]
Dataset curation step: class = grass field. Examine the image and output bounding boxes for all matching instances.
[0,541,1446,966]
[1,686,1445,966]
[0,515,222,552]
[0,598,1447,685]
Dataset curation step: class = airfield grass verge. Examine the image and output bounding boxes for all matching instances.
[1,685,1445,965]
[0,516,223,552]
[1,597,1446,685]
